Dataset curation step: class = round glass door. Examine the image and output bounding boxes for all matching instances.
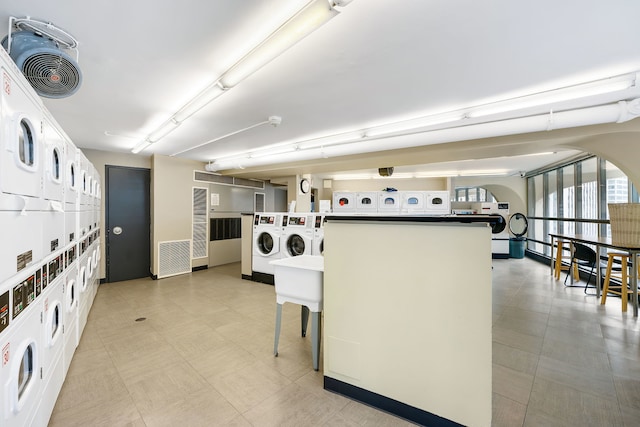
[257,232,274,255]
[287,234,306,256]
[509,213,528,237]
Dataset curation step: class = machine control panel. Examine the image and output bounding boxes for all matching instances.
[0,290,9,334]
[12,274,35,320]
[288,216,306,226]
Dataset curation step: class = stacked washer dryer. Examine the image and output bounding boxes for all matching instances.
[0,44,101,427]
[252,213,282,283]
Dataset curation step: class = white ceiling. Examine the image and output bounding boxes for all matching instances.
[1,0,640,180]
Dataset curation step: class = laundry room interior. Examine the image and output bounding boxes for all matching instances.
[1,1,640,427]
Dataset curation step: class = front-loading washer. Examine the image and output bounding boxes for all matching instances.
[378,191,401,215]
[62,264,79,376]
[332,192,356,213]
[472,202,510,258]
[37,275,65,427]
[252,213,282,278]
[312,214,326,256]
[282,214,314,258]
[0,267,43,427]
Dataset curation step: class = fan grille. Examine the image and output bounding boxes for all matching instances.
[22,52,81,98]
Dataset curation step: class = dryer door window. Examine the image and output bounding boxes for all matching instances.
[287,234,305,256]
[18,344,34,399]
[18,119,35,167]
[509,213,528,237]
[50,302,61,342]
[51,147,61,181]
[257,232,274,255]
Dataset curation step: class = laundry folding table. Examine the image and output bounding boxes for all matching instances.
[270,255,324,370]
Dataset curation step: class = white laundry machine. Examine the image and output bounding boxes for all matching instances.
[356,192,378,213]
[312,214,326,256]
[62,265,79,376]
[0,210,43,285]
[472,202,510,258]
[282,214,314,258]
[425,191,451,215]
[0,62,44,211]
[37,275,65,427]
[332,192,357,213]
[42,118,66,205]
[0,268,43,427]
[252,213,282,278]
[378,191,401,215]
[400,191,426,214]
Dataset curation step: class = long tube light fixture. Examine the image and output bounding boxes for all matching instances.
[219,0,341,88]
[132,0,351,154]
[207,93,640,171]
[468,72,638,118]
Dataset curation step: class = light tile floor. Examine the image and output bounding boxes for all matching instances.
[49,258,640,426]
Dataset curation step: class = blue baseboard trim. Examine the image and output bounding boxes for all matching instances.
[323,377,464,427]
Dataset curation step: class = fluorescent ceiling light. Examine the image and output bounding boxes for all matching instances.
[365,113,463,138]
[147,119,180,143]
[131,140,151,154]
[469,72,638,118]
[219,0,340,88]
[296,131,365,149]
[133,0,350,154]
[250,145,297,158]
[173,82,227,123]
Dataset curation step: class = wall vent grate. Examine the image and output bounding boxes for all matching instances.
[158,240,191,279]
[192,187,208,259]
[194,170,265,189]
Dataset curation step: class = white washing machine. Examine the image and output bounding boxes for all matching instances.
[472,202,510,258]
[0,267,43,427]
[37,276,65,427]
[252,213,282,276]
[332,192,357,213]
[400,191,426,214]
[378,191,401,214]
[425,191,451,215]
[281,214,314,258]
[356,192,378,213]
[312,214,326,256]
[62,265,79,376]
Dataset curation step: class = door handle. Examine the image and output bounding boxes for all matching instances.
[112,226,123,235]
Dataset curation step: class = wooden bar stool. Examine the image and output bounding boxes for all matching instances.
[554,239,578,280]
[601,252,639,312]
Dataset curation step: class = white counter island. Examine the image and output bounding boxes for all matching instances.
[323,216,496,427]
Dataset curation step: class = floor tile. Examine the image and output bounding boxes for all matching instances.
[48,258,640,427]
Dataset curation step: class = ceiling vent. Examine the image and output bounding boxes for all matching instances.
[2,17,82,98]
